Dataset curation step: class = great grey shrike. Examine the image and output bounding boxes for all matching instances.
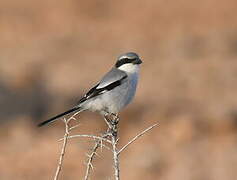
[38,52,142,127]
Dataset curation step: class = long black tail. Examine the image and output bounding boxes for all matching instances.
[38,106,81,127]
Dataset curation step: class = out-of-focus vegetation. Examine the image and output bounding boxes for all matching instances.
[0,0,237,179]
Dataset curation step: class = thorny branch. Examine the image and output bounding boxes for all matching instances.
[118,123,159,155]
[84,141,100,180]
[108,115,120,180]
[84,132,111,180]
[53,112,158,180]
[61,134,112,144]
[53,112,80,180]
[53,118,69,180]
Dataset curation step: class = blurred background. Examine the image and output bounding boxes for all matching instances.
[0,0,237,179]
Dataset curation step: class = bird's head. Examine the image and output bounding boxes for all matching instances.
[115,52,142,73]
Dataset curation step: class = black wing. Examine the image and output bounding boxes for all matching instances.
[78,75,127,104]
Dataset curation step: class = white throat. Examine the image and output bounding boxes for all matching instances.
[118,64,140,74]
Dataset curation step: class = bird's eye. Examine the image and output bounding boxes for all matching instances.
[115,58,136,68]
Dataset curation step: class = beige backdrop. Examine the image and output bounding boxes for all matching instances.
[0,0,237,179]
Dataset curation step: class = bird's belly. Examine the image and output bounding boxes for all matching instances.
[84,73,138,114]
[85,73,138,114]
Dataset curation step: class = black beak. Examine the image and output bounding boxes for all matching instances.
[134,58,142,64]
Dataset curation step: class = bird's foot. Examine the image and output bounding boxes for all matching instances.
[111,113,119,125]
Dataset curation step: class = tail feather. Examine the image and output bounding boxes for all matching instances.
[38,106,81,127]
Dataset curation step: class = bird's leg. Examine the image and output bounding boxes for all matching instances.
[103,111,115,126]
[109,113,119,137]
[102,113,119,138]
[111,113,119,125]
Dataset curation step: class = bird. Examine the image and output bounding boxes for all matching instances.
[38,52,142,127]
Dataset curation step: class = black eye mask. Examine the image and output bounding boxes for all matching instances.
[115,58,136,68]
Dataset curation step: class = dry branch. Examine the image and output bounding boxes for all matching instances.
[52,112,158,180]
[118,123,158,155]
[53,119,69,180]
[62,134,112,144]
[84,141,101,180]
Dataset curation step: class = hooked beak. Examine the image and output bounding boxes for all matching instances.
[134,58,143,65]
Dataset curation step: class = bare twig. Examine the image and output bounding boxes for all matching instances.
[105,115,120,180]
[103,116,112,129]
[84,141,101,180]
[69,124,80,131]
[84,131,114,180]
[69,111,81,120]
[111,134,120,180]
[52,110,157,180]
[118,123,158,155]
[53,112,82,180]
[99,143,112,152]
[61,134,112,144]
[53,119,70,180]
